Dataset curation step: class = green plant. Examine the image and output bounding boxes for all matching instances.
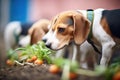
[7,41,55,64]
[105,58,120,80]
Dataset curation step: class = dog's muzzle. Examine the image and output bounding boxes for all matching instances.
[42,39,51,48]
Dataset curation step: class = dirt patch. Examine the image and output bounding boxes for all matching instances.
[0,64,61,80]
[0,64,106,80]
[0,32,116,80]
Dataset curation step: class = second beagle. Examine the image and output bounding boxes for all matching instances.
[28,19,50,45]
[4,21,33,51]
[42,8,120,66]
[19,19,50,47]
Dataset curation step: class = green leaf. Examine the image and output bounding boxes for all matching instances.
[7,49,18,60]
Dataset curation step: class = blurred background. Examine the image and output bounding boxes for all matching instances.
[0,0,120,66]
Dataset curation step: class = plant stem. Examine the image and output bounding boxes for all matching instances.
[61,64,70,80]
[75,69,98,77]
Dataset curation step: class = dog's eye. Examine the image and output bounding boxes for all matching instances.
[58,28,65,33]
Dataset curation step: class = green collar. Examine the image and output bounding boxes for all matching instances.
[87,10,94,39]
[87,10,101,54]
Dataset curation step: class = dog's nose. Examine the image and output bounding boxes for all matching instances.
[46,43,51,48]
[42,39,47,43]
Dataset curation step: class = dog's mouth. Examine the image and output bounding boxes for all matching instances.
[49,44,67,51]
[51,41,73,51]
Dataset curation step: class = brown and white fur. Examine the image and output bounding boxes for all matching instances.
[28,19,50,45]
[19,19,50,47]
[4,21,33,51]
[19,19,68,58]
[21,19,96,69]
[28,19,73,59]
[42,8,120,66]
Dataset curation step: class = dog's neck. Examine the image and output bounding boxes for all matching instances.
[76,10,87,18]
[77,10,101,54]
[87,10,94,39]
[76,10,94,39]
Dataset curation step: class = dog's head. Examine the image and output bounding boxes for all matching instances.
[28,19,50,45]
[42,11,90,50]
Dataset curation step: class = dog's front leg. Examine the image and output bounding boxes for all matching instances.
[71,45,81,64]
[100,41,115,66]
[71,45,77,61]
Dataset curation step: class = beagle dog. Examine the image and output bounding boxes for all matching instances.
[20,19,97,69]
[28,19,50,45]
[19,19,68,58]
[4,21,33,51]
[18,19,50,47]
[42,8,120,66]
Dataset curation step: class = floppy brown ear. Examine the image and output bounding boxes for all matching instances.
[72,12,90,45]
[30,28,38,45]
[30,28,45,45]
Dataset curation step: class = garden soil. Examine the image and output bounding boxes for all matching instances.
[0,32,107,80]
[0,64,105,80]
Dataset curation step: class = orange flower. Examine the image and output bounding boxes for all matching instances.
[69,72,77,80]
[34,59,43,65]
[6,59,14,66]
[31,55,37,61]
[49,64,60,74]
[113,71,120,80]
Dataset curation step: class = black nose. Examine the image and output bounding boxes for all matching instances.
[42,39,47,43]
[46,43,51,48]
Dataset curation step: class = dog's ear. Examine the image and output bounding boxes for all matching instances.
[71,12,90,45]
[30,28,45,45]
[30,28,38,45]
